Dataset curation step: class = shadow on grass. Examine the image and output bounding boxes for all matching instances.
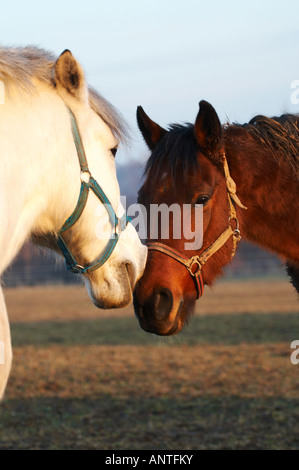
[0,395,298,450]
[11,313,299,347]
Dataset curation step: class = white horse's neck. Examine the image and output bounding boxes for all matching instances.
[0,83,79,273]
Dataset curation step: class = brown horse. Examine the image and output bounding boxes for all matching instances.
[133,100,299,335]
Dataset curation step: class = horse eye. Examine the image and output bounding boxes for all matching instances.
[194,195,209,206]
[111,147,118,158]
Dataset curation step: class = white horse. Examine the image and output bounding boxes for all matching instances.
[0,46,147,399]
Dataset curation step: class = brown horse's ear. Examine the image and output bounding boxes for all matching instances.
[137,106,167,150]
[194,100,222,157]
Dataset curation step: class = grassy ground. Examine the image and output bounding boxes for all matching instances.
[0,279,298,449]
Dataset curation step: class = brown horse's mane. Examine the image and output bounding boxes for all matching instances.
[144,113,299,185]
[229,113,299,179]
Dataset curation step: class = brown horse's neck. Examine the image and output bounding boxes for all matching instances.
[224,126,299,264]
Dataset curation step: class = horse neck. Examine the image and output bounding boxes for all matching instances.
[0,87,79,273]
[224,126,299,263]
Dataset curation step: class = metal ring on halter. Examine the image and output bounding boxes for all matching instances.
[71,264,85,274]
[229,215,239,229]
[229,216,241,240]
[80,170,91,183]
[233,228,241,240]
[186,257,202,277]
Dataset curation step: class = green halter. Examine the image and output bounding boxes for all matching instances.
[56,107,129,274]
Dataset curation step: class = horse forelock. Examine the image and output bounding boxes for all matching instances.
[0,46,128,143]
[144,123,200,189]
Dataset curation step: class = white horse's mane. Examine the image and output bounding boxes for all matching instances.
[0,45,127,142]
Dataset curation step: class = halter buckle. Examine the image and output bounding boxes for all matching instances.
[233,228,241,241]
[68,264,85,274]
[186,256,202,277]
[229,216,241,241]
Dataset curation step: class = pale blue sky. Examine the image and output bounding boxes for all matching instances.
[2,0,299,163]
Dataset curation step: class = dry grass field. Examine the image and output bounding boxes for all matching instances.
[0,279,298,449]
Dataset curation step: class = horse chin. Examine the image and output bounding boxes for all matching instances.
[85,264,135,309]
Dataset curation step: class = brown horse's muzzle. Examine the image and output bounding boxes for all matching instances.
[133,281,195,336]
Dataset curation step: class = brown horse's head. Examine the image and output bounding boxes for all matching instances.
[133,101,241,335]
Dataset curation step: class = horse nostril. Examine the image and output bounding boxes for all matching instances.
[144,288,173,321]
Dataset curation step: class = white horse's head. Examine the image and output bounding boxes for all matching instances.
[52,50,147,308]
[0,47,146,308]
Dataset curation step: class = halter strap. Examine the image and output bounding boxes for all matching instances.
[68,108,89,173]
[222,154,247,211]
[147,151,247,299]
[146,242,204,298]
[56,107,129,274]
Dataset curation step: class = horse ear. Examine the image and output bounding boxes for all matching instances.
[55,50,88,103]
[137,106,167,150]
[194,100,222,156]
